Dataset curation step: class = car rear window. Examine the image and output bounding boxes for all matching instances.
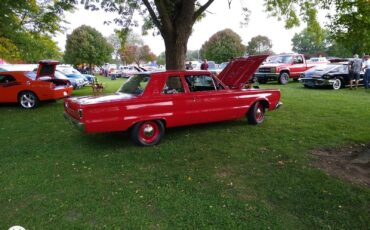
[118,74,150,95]
[25,71,37,80]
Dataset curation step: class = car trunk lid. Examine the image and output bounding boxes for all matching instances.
[36,60,59,79]
[218,55,268,89]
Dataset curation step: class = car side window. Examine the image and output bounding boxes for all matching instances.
[0,75,16,84]
[162,76,184,94]
[294,56,303,64]
[185,75,217,92]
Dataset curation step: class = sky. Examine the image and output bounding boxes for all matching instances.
[55,1,311,56]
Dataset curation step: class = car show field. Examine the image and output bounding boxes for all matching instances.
[0,76,369,229]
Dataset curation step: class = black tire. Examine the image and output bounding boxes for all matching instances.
[18,91,39,109]
[247,102,265,125]
[130,120,165,146]
[332,79,342,90]
[279,72,290,84]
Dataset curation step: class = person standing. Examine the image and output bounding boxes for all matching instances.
[363,55,370,89]
[200,59,209,70]
[185,61,193,70]
[349,54,362,89]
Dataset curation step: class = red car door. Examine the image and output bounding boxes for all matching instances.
[155,74,195,127]
[290,55,307,77]
[184,74,239,124]
[0,74,20,102]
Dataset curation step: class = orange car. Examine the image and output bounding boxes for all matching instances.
[0,60,73,109]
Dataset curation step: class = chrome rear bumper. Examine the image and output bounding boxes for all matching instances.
[275,101,283,110]
[63,112,85,132]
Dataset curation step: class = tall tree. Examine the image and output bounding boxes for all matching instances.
[328,0,370,54]
[121,44,156,66]
[0,0,74,62]
[246,35,273,55]
[291,29,329,56]
[64,25,113,69]
[200,29,246,63]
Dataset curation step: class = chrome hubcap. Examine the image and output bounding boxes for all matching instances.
[143,125,154,137]
[21,94,35,108]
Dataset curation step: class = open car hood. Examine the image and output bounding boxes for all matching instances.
[217,55,268,89]
[36,60,59,79]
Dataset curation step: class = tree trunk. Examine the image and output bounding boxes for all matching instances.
[152,0,196,70]
[164,35,189,70]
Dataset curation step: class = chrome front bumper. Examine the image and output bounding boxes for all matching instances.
[275,101,283,110]
[63,112,85,132]
[298,78,332,86]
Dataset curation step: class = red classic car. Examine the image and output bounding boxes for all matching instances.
[64,55,282,146]
[0,60,73,109]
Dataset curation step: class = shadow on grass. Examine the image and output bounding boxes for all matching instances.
[73,119,250,149]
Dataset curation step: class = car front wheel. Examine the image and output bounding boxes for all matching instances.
[18,91,39,109]
[247,102,265,125]
[130,120,165,146]
[279,72,289,84]
[332,79,342,90]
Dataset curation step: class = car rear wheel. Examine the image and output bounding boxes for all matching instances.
[279,72,289,84]
[18,91,39,109]
[332,79,342,90]
[130,120,165,146]
[247,102,265,125]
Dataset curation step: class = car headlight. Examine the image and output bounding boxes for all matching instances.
[271,67,276,73]
[322,75,330,79]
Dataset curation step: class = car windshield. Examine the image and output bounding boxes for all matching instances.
[267,55,293,64]
[219,62,228,69]
[313,64,341,72]
[59,68,81,75]
[118,74,150,95]
[55,71,69,79]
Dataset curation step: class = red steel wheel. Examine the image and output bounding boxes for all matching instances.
[247,102,265,125]
[130,120,165,146]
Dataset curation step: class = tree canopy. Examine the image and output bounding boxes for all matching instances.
[291,29,328,56]
[246,36,273,55]
[64,25,113,68]
[0,0,73,62]
[200,29,246,63]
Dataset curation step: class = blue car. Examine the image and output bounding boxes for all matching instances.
[56,69,86,89]
[57,67,95,85]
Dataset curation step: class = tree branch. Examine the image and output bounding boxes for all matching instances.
[193,0,215,21]
[142,0,162,31]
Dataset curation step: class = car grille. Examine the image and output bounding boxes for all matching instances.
[258,67,272,73]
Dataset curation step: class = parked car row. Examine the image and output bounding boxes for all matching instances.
[107,66,147,78]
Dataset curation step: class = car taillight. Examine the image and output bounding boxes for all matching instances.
[78,109,83,118]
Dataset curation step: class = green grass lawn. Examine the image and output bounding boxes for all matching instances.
[0,76,369,229]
